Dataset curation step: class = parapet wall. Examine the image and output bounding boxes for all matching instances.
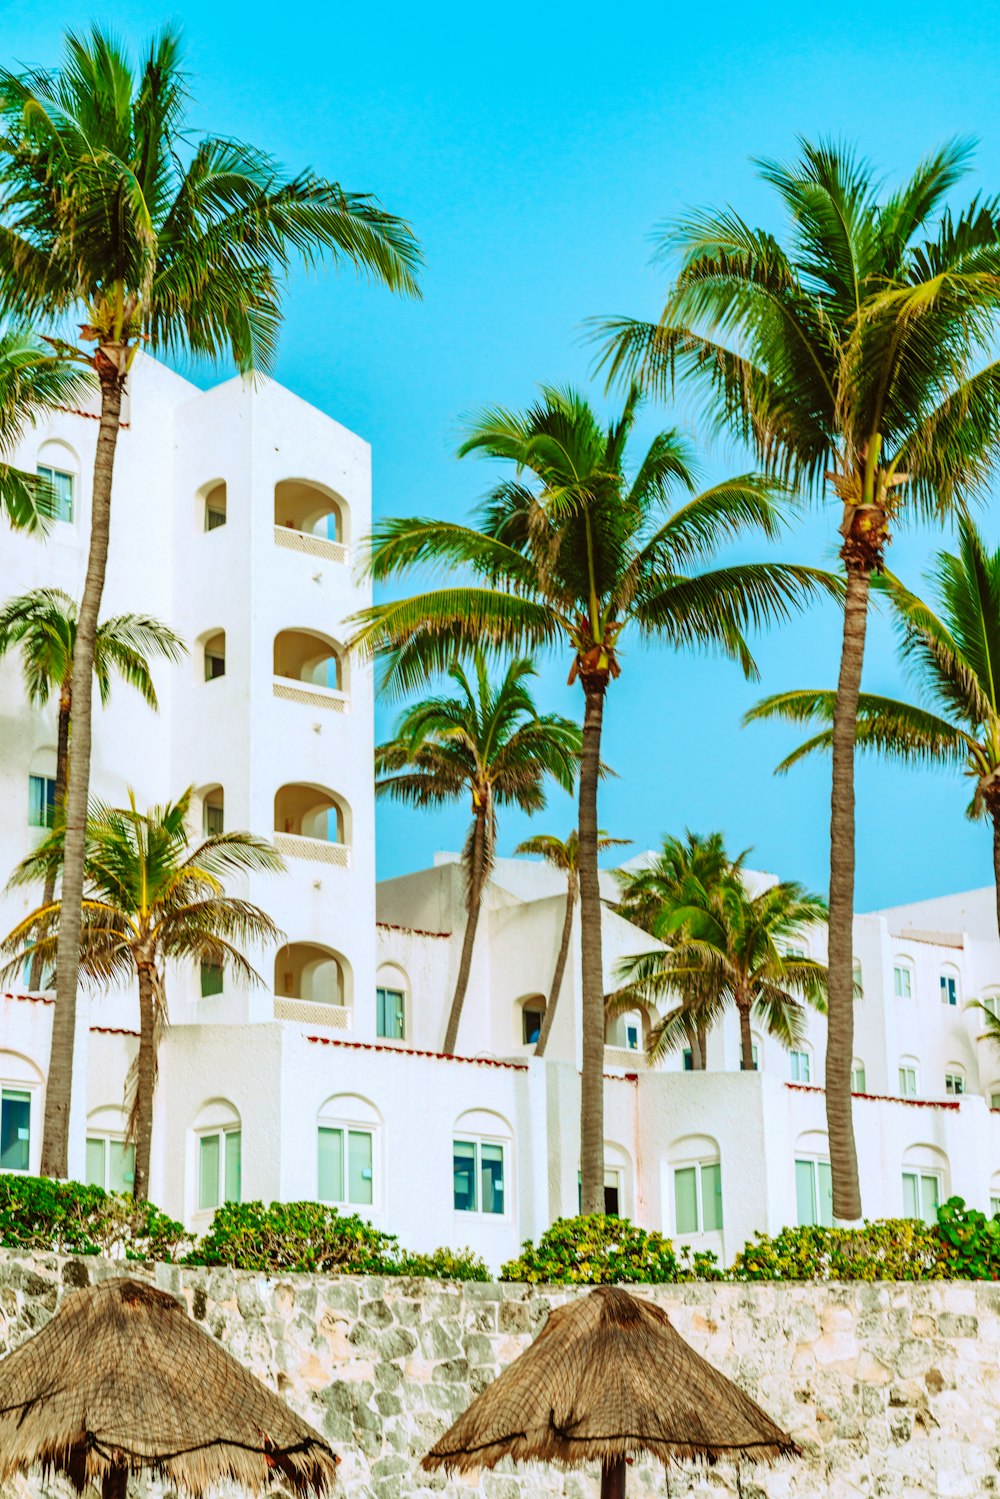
[0,1254,997,1498]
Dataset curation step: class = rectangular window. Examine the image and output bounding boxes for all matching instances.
[37,465,73,522]
[453,1139,477,1212]
[85,1136,135,1193]
[673,1160,723,1235]
[376,988,405,1040]
[682,1048,693,1072]
[790,1050,811,1083]
[902,1170,940,1224]
[318,1126,344,1203]
[851,1063,866,1092]
[521,1005,543,1046]
[453,1138,504,1215]
[795,1158,833,1227]
[991,1093,1000,1111]
[28,774,56,829]
[480,1141,504,1214]
[205,505,226,531]
[204,651,225,681]
[624,1022,640,1051]
[899,1066,918,1098]
[198,1129,240,1212]
[940,974,958,1006]
[203,803,224,837]
[894,965,912,999]
[0,1089,30,1171]
[200,962,224,998]
[576,1167,625,1216]
[318,1126,374,1206]
[198,1133,220,1212]
[945,1073,965,1096]
[673,1165,698,1235]
[224,1129,241,1203]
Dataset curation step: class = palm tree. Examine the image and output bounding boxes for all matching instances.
[352,384,834,1210]
[0,589,184,987]
[599,140,1000,1219]
[375,651,581,1054]
[611,874,829,1073]
[0,326,90,530]
[613,830,746,1068]
[514,829,629,1057]
[1,789,283,1200]
[748,517,1000,940]
[0,25,421,1178]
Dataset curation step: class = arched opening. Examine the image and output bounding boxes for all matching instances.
[516,994,546,1048]
[37,438,79,524]
[274,783,350,850]
[274,941,353,1010]
[902,1143,949,1223]
[453,1109,512,1217]
[200,630,226,681]
[191,1098,242,1214]
[376,963,407,1041]
[273,629,346,694]
[198,784,224,838]
[199,479,227,532]
[274,479,348,544]
[318,1094,382,1209]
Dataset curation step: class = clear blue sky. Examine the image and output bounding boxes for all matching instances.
[9,0,1000,909]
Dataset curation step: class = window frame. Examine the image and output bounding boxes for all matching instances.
[28,773,56,830]
[850,1059,866,1093]
[672,1156,723,1237]
[521,1001,544,1047]
[36,463,74,523]
[453,1133,508,1217]
[898,1063,919,1098]
[200,962,224,998]
[893,962,914,1000]
[795,1155,833,1228]
[85,1132,136,1193]
[789,1048,812,1083]
[944,1070,965,1096]
[376,987,406,1041]
[940,969,959,1007]
[317,1120,376,1208]
[0,1086,32,1174]
[197,1125,241,1213]
[902,1168,941,1224]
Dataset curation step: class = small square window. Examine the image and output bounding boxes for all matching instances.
[945,1073,965,1096]
[37,465,73,523]
[624,1022,640,1051]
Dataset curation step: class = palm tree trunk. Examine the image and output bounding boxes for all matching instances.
[684,1021,703,1071]
[696,1021,708,1071]
[535,873,576,1057]
[826,559,868,1222]
[132,963,156,1202]
[992,812,1000,942]
[578,680,606,1214]
[29,686,70,992]
[40,372,124,1179]
[738,999,754,1071]
[442,807,487,1054]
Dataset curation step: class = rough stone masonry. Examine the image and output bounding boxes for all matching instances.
[1,1254,999,1498]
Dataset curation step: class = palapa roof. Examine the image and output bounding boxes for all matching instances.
[0,1277,340,1495]
[422,1286,797,1472]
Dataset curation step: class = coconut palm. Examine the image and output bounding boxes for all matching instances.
[0,25,421,1178]
[0,589,184,987]
[613,831,747,1068]
[352,383,835,1209]
[376,651,581,1054]
[748,517,1000,940]
[1,788,283,1200]
[611,874,829,1073]
[599,140,1000,1218]
[0,326,90,531]
[514,829,629,1057]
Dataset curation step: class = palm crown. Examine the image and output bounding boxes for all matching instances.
[0,327,90,530]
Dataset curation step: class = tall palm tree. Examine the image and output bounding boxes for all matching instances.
[376,651,581,1054]
[599,140,1000,1219]
[1,789,283,1200]
[611,874,829,1073]
[613,830,746,1068]
[748,517,1000,939]
[0,588,184,987]
[351,384,834,1210]
[0,326,90,530]
[0,25,421,1178]
[514,829,628,1057]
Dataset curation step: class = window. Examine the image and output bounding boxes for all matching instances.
[198,1128,241,1211]
[577,1167,623,1216]
[204,648,225,680]
[851,1059,866,1092]
[785,942,806,958]
[377,987,405,1041]
[453,1138,505,1214]
[940,971,959,1006]
[202,791,224,837]
[796,1158,833,1227]
[318,1125,373,1206]
[682,1048,693,1072]
[624,1021,640,1051]
[86,1135,135,1193]
[521,1002,544,1046]
[902,1170,940,1224]
[983,993,1000,1019]
[945,1071,965,1096]
[790,1049,811,1083]
[37,465,73,522]
[899,1065,918,1098]
[0,1089,30,1171]
[200,962,224,998]
[893,964,913,999]
[673,1160,723,1235]
[991,1093,1000,1111]
[741,1045,759,1072]
[28,774,56,829]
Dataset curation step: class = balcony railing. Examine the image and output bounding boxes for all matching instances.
[273,680,349,713]
[273,831,351,868]
[603,1045,652,1071]
[274,996,351,1028]
[274,525,350,566]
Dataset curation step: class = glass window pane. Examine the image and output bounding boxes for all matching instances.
[920,1173,939,1224]
[28,775,56,829]
[0,1090,30,1171]
[109,1140,135,1193]
[481,1142,504,1214]
[85,1136,106,1189]
[200,962,224,998]
[206,505,226,531]
[902,1171,919,1219]
[851,1064,866,1093]
[224,1130,241,1203]
[37,466,73,522]
[199,1133,220,1211]
[674,1166,698,1234]
[701,1161,723,1231]
[522,1006,543,1045]
[348,1130,373,1205]
[795,1159,816,1225]
[817,1161,834,1228]
[204,803,224,836]
[318,1126,344,1202]
[453,1140,477,1212]
[376,988,405,1040]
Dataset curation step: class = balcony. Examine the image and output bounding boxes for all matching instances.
[272,629,349,713]
[274,996,351,1028]
[273,680,349,713]
[274,830,351,867]
[274,784,351,867]
[604,1045,653,1071]
[273,479,350,566]
[274,524,349,566]
[274,942,353,1028]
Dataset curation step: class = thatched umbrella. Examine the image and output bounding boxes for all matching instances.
[0,1277,340,1499]
[423,1286,797,1499]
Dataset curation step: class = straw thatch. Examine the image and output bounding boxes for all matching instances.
[0,1277,340,1495]
[422,1286,797,1472]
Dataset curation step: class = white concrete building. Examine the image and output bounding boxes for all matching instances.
[2,356,1000,1272]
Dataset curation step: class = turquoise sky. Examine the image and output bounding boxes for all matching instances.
[9,0,1000,908]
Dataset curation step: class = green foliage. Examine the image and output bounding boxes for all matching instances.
[499,1214,722,1284]
[935,1196,1000,1279]
[731,1219,950,1282]
[0,1174,186,1260]
[184,1200,489,1280]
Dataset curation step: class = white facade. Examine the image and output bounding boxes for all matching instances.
[2,357,1000,1273]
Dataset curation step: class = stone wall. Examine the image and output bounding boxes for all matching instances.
[1,1254,998,1498]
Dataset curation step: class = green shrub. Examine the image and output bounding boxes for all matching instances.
[185,1200,488,1280]
[499,1213,722,1284]
[934,1196,1000,1278]
[730,1217,950,1282]
[0,1174,186,1260]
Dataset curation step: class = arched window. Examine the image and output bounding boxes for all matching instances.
[37,439,78,524]
[893,957,915,1000]
[376,964,407,1041]
[453,1109,512,1217]
[669,1133,722,1237]
[201,630,226,681]
[940,963,961,1007]
[902,1144,948,1223]
[789,1043,813,1083]
[192,1099,241,1214]
[605,1009,646,1052]
[274,942,353,1012]
[85,1106,134,1193]
[274,479,349,545]
[273,629,347,696]
[273,783,351,857]
[318,1095,381,1209]
[199,479,227,532]
[944,1064,966,1096]
[0,1052,43,1174]
[794,1130,832,1227]
[898,1055,919,1098]
[851,1057,866,1092]
[517,995,546,1047]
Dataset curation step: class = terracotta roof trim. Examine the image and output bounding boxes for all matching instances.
[376,921,451,938]
[786,1081,961,1111]
[304,1035,528,1070]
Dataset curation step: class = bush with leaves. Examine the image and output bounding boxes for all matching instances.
[730,1217,952,1282]
[500,1214,722,1284]
[0,1174,187,1260]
